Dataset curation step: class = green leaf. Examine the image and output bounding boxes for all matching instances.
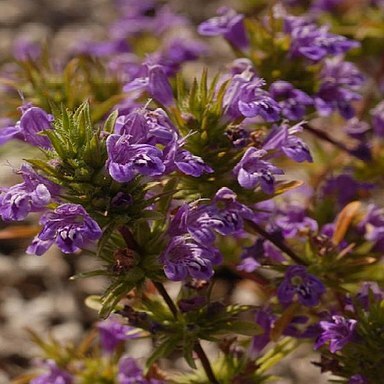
[146,335,180,369]
[103,109,119,133]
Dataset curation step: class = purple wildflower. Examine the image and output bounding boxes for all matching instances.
[13,38,41,61]
[26,204,102,256]
[278,266,325,307]
[97,317,140,354]
[286,17,359,61]
[239,236,285,272]
[321,174,373,206]
[233,148,284,193]
[31,360,72,384]
[249,308,274,357]
[106,134,165,183]
[371,100,384,137]
[198,7,249,50]
[358,204,384,250]
[269,81,313,120]
[275,205,318,238]
[118,356,164,384]
[315,58,364,119]
[0,164,58,221]
[315,315,357,353]
[345,118,371,139]
[223,71,280,121]
[263,122,313,163]
[349,374,368,384]
[123,64,174,106]
[163,135,213,177]
[0,105,53,148]
[161,236,217,281]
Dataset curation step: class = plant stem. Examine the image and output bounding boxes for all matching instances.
[153,281,178,319]
[194,341,220,384]
[153,281,219,384]
[245,220,307,266]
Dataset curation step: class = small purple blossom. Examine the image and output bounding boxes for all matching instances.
[233,148,284,193]
[97,317,140,354]
[198,7,249,50]
[123,64,174,106]
[263,122,313,163]
[286,17,359,61]
[31,360,72,384]
[249,308,274,357]
[118,356,164,384]
[161,236,217,281]
[275,205,318,238]
[349,374,367,384]
[315,58,364,119]
[269,81,313,120]
[315,315,357,353]
[0,105,53,148]
[106,134,165,183]
[223,72,280,121]
[371,100,384,137]
[278,266,325,307]
[0,164,58,221]
[26,204,102,256]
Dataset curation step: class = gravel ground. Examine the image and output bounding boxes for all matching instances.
[0,1,332,383]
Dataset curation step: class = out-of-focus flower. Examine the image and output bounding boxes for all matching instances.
[118,356,164,384]
[278,265,325,306]
[198,7,249,50]
[315,315,357,353]
[348,374,368,384]
[27,204,102,256]
[315,58,364,119]
[371,100,384,137]
[275,204,318,238]
[31,360,72,384]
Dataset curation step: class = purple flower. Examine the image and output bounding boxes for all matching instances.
[31,360,72,384]
[0,164,58,221]
[97,318,139,354]
[198,7,249,50]
[371,101,384,137]
[269,81,313,120]
[26,204,102,256]
[321,174,373,206]
[106,134,165,183]
[287,18,359,61]
[123,64,174,106]
[233,148,284,193]
[118,356,164,384]
[275,205,318,238]
[239,237,285,272]
[263,122,313,163]
[315,58,364,119]
[161,236,217,281]
[224,73,281,121]
[349,374,367,384]
[0,105,53,148]
[311,0,342,11]
[315,315,357,353]
[358,204,384,250]
[163,135,213,177]
[13,38,41,61]
[345,118,371,139]
[249,308,274,357]
[278,266,325,307]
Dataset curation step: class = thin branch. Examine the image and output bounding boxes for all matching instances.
[245,220,307,266]
[153,281,219,384]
